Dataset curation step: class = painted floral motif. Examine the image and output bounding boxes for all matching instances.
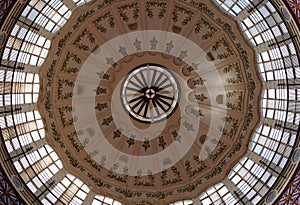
[57,32,72,56]
[192,77,205,86]
[184,156,207,178]
[66,131,83,152]
[133,38,142,51]
[113,128,122,139]
[204,160,226,180]
[142,138,151,151]
[195,17,218,39]
[219,116,239,139]
[236,43,249,69]
[97,71,110,80]
[73,28,96,51]
[46,60,56,86]
[185,0,214,17]
[57,79,74,100]
[243,104,253,131]
[93,11,115,33]
[171,130,182,143]
[177,182,198,193]
[97,0,116,10]
[190,108,204,118]
[87,172,111,188]
[95,86,107,95]
[226,90,244,111]
[40,0,260,202]
[212,37,235,60]
[44,91,53,118]
[115,187,142,198]
[108,171,128,184]
[134,174,155,187]
[146,1,167,19]
[161,166,182,186]
[223,63,243,84]
[73,9,96,30]
[247,72,256,100]
[85,155,102,172]
[186,62,199,72]
[172,5,194,26]
[61,52,81,73]
[127,134,136,147]
[216,18,236,40]
[183,121,194,131]
[51,122,62,146]
[194,93,207,102]
[58,106,73,127]
[209,140,227,161]
[66,150,80,168]
[178,49,188,60]
[95,102,108,112]
[227,139,243,158]
[165,40,174,53]
[101,116,113,126]
[146,191,173,200]
[118,2,139,22]
[119,45,128,56]
[158,136,167,149]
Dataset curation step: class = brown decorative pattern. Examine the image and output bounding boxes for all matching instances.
[37,0,262,204]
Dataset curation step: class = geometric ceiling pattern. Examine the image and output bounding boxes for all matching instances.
[275,164,300,204]
[285,0,300,22]
[0,0,299,205]
[0,168,24,205]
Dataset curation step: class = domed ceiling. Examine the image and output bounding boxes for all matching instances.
[38,0,261,204]
[1,0,300,205]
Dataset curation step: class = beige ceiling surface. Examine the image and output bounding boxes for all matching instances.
[38,0,262,204]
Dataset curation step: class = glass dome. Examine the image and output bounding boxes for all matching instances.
[0,0,299,204]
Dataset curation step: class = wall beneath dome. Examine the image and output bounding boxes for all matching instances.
[285,0,300,22]
[0,0,299,204]
[0,0,14,25]
[0,165,24,204]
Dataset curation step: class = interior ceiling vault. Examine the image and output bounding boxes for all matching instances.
[0,0,299,205]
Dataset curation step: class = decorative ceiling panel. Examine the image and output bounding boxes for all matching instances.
[285,0,300,22]
[0,168,24,205]
[276,164,300,204]
[38,0,261,204]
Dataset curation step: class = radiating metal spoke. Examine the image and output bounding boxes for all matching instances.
[121,93,143,98]
[131,98,145,110]
[121,64,180,123]
[151,70,157,86]
[156,97,172,107]
[156,94,174,101]
[154,72,163,86]
[136,100,147,115]
[147,64,151,88]
[140,71,148,87]
[130,95,144,103]
[158,83,173,91]
[133,75,146,88]
[143,101,149,117]
[129,80,143,89]
[153,98,167,112]
[126,87,143,93]
[156,76,169,88]
[152,100,160,117]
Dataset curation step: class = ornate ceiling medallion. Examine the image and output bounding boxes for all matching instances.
[121,64,180,123]
[38,0,262,204]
